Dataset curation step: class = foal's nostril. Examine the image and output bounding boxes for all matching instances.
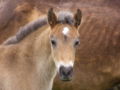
[67,67,73,75]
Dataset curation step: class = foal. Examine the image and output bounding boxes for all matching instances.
[0,8,82,90]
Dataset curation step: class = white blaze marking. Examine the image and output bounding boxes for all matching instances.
[62,27,70,35]
[55,61,74,70]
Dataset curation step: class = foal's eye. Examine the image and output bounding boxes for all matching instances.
[51,39,57,47]
[74,40,80,47]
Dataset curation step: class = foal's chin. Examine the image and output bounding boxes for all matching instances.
[60,76,72,81]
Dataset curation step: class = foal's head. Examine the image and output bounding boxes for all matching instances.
[48,8,82,81]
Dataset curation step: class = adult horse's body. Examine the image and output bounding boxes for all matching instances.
[0,9,82,90]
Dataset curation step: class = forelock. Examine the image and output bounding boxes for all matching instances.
[57,11,74,25]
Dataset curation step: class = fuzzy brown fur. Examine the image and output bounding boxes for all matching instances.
[0,0,120,90]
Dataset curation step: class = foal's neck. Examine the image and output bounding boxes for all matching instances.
[30,27,57,89]
[18,26,56,90]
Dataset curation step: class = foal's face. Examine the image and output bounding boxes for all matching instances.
[50,24,80,81]
[48,8,82,81]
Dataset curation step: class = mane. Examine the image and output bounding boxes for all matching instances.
[3,11,74,45]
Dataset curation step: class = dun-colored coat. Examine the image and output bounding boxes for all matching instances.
[0,9,82,90]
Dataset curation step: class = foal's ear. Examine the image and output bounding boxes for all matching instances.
[74,9,82,28]
[48,8,57,28]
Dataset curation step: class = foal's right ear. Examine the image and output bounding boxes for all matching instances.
[48,8,57,28]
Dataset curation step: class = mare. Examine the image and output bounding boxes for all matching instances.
[0,8,82,90]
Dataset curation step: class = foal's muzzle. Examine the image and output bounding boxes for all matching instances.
[59,66,73,81]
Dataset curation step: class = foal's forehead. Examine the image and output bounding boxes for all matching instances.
[52,24,79,38]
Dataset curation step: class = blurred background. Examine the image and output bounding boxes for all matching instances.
[0,0,120,90]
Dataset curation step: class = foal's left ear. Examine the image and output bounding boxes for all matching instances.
[48,8,57,28]
[74,9,82,28]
